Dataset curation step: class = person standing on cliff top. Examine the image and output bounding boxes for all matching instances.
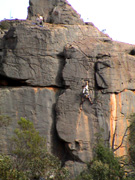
[36,14,43,26]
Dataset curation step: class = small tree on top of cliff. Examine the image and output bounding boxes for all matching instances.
[0,20,11,30]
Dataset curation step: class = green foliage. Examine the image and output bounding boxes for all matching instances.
[0,20,10,30]
[93,142,125,180]
[124,113,135,178]
[76,134,125,180]
[0,154,27,180]
[0,117,69,180]
[11,117,46,160]
[128,114,135,166]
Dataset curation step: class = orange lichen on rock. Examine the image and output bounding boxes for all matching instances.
[110,92,129,157]
[45,87,59,92]
[110,94,117,148]
[116,93,125,156]
[33,87,59,93]
[118,93,122,112]
[33,88,38,93]
[116,121,125,157]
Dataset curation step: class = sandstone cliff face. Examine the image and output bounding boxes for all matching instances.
[28,0,84,25]
[0,0,135,177]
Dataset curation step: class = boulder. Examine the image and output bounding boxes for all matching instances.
[27,0,84,25]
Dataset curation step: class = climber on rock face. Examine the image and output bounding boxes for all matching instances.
[80,81,93,110]
[82,81,93,104]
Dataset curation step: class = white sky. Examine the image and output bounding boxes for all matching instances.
[0,0,135,44]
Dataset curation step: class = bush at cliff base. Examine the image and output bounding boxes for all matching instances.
[125,113,135,179]
[0,154,27,180]
[75,134,126,180]
[0,117,69,180]
[129,114,135,165]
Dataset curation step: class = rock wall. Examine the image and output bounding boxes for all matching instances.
[27,0,84,25]
[0,0,135,177]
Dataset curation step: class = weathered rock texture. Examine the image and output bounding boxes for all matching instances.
[0,87,59,151]
[28,0,84,25]
[0,0,135,177]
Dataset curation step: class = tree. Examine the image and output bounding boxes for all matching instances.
[128,114,135,165]
[0,117,69,180]
[125,113,135,179]
[76,133,125,180]
[0,154,27,180]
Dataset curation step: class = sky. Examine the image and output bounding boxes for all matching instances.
[0,0,135,45]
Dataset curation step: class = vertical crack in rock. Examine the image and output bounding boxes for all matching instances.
[109,90,135,157]
[95,61,111,89]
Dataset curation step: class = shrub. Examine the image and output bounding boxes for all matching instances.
[76,134,125,180]
[128,114,135,166]
[0,117,69,180]
[93,142,125,180]
[124,113,135,178]
[0,20,10,30]
[0,154,27,180]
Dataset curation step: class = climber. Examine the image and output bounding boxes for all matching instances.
[80,81,93,110]
[82,81,93,104]
[36,14,43,26]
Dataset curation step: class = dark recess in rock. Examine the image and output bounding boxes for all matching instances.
[129,49,135,56]
[0,74,28,86]
[95,61,110,89]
